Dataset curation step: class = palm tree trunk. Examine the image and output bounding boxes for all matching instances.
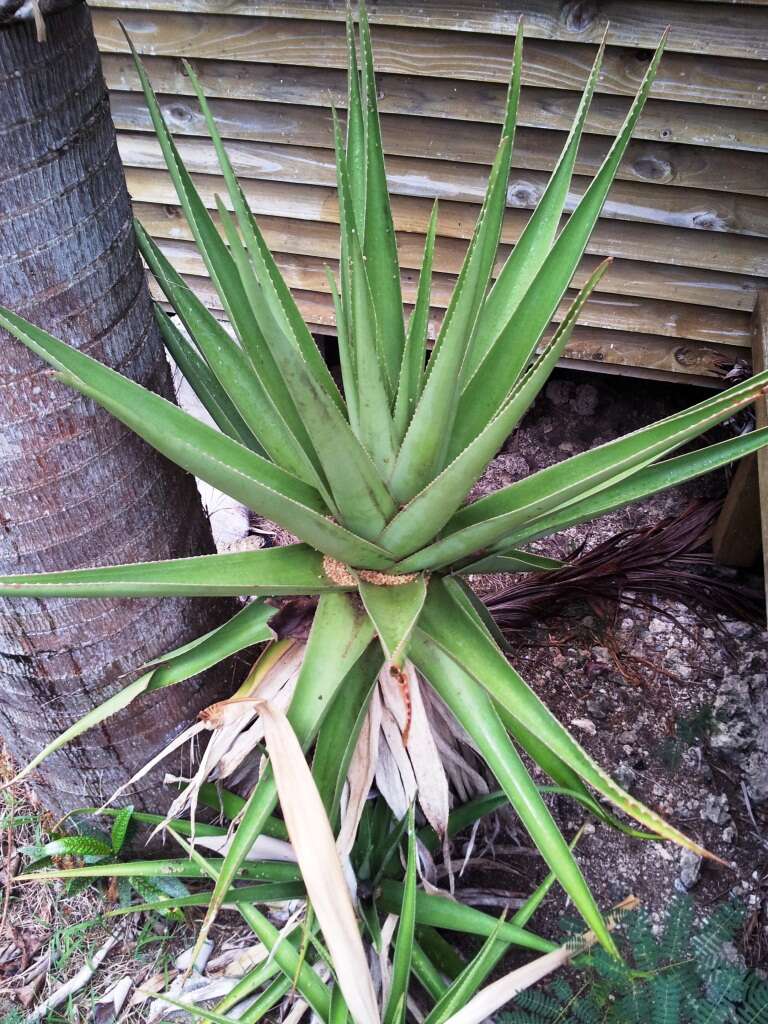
[0,1,235,818]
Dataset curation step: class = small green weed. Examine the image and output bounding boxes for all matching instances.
[655,706,716,772]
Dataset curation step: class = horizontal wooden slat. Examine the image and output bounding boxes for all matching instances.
[99,33,768,110]
[91,2,768,60]
[152,274,745,385]
[117,131,768,238]
[95,13,768,150]
[125,169,768,277]
[108,108,768,235]
[108,84,768,196]
[153,237,750,347]
[109,93,768,209]
[558,331,741,380]
[135,201,766,313]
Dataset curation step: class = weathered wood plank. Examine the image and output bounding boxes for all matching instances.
[124,169,768,277]
[151,238,750,347]
[117,131,768,239]
[558,329,741,380]
[91,2,768,60]
[108,83,768,195]
[135,202,765,312]
[94,13,768,149]
[151,273,744,384]
[99,34,768,110]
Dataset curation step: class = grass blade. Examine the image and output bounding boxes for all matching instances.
[423,914,508,1024]
[419,826,585,1017]
[215,932,301,1015]
[379,882,554,956]
[107,881,306,916]
[441,898,637,1024]
[76,807,223,840]
[383,806,417,1024]
[411,943,449,1001]
[18,858,301,883]
[169,829,332,1021]
[330,981,351,1024]
[239,974,293,1024]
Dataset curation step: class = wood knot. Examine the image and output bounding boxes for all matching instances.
[168,104,193,124]
[560,0,599,34]
[632,155,673,184]
[322,556,417,587]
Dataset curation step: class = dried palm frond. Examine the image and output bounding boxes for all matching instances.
[485,501,764,632]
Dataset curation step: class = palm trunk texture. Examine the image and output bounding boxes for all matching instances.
[0,2,235,817]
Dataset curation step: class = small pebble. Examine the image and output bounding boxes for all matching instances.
[571,718,597,736]
[677,848,702,891]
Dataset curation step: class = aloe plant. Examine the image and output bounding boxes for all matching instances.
[2,5,768,1020]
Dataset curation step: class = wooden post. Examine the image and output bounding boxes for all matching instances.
[711,455,762,568]
[713,293,768,619]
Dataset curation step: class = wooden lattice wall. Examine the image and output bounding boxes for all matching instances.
[91,0,768,385]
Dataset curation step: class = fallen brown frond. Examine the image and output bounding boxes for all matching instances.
[484,501,763,632]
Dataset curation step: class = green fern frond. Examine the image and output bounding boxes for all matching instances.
[502,897,764,1024]
[651,975,683,1024]
[660,894,695,961]
[512,987,566,1020]
[739,973,768,1024]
